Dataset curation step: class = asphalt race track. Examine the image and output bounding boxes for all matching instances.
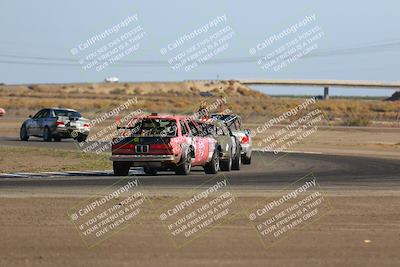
[1,140,399,190]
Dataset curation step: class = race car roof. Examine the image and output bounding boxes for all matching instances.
[210,113,239,124]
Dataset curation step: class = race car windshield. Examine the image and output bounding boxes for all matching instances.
[128,119,177,137]
[54,109,81,118]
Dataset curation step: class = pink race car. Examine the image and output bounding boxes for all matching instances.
[110,114,220,176]
[0,108,5,117]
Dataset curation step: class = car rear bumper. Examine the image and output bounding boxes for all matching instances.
[110,154,176,162]
[240,144,252,157]
[53,127,90,137]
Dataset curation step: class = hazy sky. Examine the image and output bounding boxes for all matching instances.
[0,0,399,91]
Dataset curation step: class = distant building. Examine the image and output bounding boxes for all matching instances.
[104,77,119,83]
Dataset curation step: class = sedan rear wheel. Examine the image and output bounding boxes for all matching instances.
[20,125,29,141]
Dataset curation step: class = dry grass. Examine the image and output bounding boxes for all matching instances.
[0,146,109,173]
[0,81,399,126]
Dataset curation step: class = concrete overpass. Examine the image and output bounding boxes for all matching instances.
[240,79,400,99]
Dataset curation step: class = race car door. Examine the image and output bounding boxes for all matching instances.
[186,120,209,165]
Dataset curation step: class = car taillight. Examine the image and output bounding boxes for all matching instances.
[83,123,90,128]
[56,121,64,127]
[112,143,134,150]
[150,143,172,154]
[241,135,250,144]
[123,144,134,149]
[150,144,171,150]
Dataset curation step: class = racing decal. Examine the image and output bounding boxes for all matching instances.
[196,138,207,161]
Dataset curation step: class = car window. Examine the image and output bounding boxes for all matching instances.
[41,109,50,118]
[32,110,44,119]
[187,121,199,136]
[221,127,229,135]
[225,126,233,136]
[54,109,81,118]
[228,117,239,131]
[180,121,188,136]
[124,118,177,137]
[234,120,240,130]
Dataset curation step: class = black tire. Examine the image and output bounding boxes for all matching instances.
[144,167,158,176]
[220,157,232,171]
[204,150,219,174]
[54,136,62,142]
[43,127,52,142]
[232,151,241,171]
[20,125,29,141]
[175,149,192,175]
[113,162,130,176]
[76,134,87,143]
[242,154,252,165]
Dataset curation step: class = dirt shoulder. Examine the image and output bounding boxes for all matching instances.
[248,125,400,160]
[0,194,398,267]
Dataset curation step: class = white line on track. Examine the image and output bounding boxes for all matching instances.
[253,149,323,155]
[0,168,144,178]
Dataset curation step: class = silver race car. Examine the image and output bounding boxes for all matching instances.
[20,108,90,142]
[210,113,252,164]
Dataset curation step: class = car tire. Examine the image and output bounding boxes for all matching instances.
[76,134,87,143]
[20,125,29,141]
[113,162,130,176]
[242,155,251,165]
[175,150,192,175]
[43,127,52,142]
[232,151,241,170]
[220,157,232,171]
[54,136,62,142]
[204,150,219,174]
[144,167,158,176]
